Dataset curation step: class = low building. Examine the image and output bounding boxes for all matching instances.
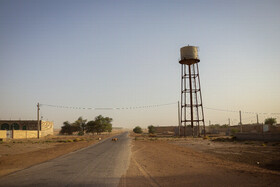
[0,120,53,139]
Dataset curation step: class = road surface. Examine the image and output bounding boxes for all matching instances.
[0,132,131,187]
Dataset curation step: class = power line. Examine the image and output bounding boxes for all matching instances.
[40,102,177,110]
[204,107,280,115]
[204,107,238,113]
[39,102,280,115]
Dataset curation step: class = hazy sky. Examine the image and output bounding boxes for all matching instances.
[1,0,279,128]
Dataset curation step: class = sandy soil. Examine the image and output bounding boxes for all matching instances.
[120,135,280,187]
[171,137,280,171]
[0,131,121,177]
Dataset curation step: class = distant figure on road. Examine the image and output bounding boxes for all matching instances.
[112,138,118,142]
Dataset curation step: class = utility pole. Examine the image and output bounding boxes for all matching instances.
[228,118,230,126]
[37,103,40,139]
[209,120,211,126]
[239,110,242,133]
[178,101,180,136]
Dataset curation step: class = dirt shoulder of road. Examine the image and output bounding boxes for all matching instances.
[119,134,280,187]
[0,131,122,177]
[170,136,280,171]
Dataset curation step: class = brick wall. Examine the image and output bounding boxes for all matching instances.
[0,120,38,130]
[154,126,177,134]
[230,124,280,134]
[176,126,200,136]
[154,126,203,136]
[13,130,39,139]
[0,120,53,139]
[0,130,6,139]
[203,124,280,135]
[235,133,280,141]
[147,124,280,137]
[41,121,53,136]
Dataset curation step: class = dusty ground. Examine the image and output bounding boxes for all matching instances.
[0,131,122,177]
[172,136,280,171]
[119,134,280,187]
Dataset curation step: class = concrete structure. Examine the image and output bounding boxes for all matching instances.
[154,124,280,137]
[154,126,177,135]
[235,133,280,141]
[154,126,199,136]
[176,126,200,136]
[0,120,53,139]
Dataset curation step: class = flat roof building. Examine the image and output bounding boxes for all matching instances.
[0,120,53,139]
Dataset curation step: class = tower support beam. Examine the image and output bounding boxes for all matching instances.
[179,56,204,137]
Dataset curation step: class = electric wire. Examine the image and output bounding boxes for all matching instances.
[40,102,280,115]
[40,102,178,110]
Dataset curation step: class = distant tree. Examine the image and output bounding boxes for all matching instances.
[73,117,87,135]
[60,116,113,136]
[60,121,74,135]
[92,115,113,134]
[264,118,277,125]
[86,120,97,134]
[104,122,112,133]
[133,126,142,134]
[148,125,155,134]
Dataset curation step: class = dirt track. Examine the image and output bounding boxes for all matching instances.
[119,138,280,187]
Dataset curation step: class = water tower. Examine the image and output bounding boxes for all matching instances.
[179,45,205,137]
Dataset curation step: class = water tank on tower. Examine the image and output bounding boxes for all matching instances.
[178,45,205,137]
[179,46,200,65]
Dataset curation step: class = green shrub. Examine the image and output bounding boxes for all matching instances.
[133,126,143,134]
[148,125,155,134]
[264,117,277,125]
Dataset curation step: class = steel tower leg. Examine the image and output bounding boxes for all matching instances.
[180,64,184,137]
[193,64,200,137]
[180,62,205,137]
[184,65,187,137]
[196,63,205,137]
[188,64,194,137]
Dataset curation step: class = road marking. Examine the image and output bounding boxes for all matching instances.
[132,157,161,187]
[133,144,146,155]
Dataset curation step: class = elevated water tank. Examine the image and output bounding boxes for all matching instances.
[179,46,200,64]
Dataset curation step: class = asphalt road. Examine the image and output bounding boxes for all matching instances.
[0,132,131,187]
